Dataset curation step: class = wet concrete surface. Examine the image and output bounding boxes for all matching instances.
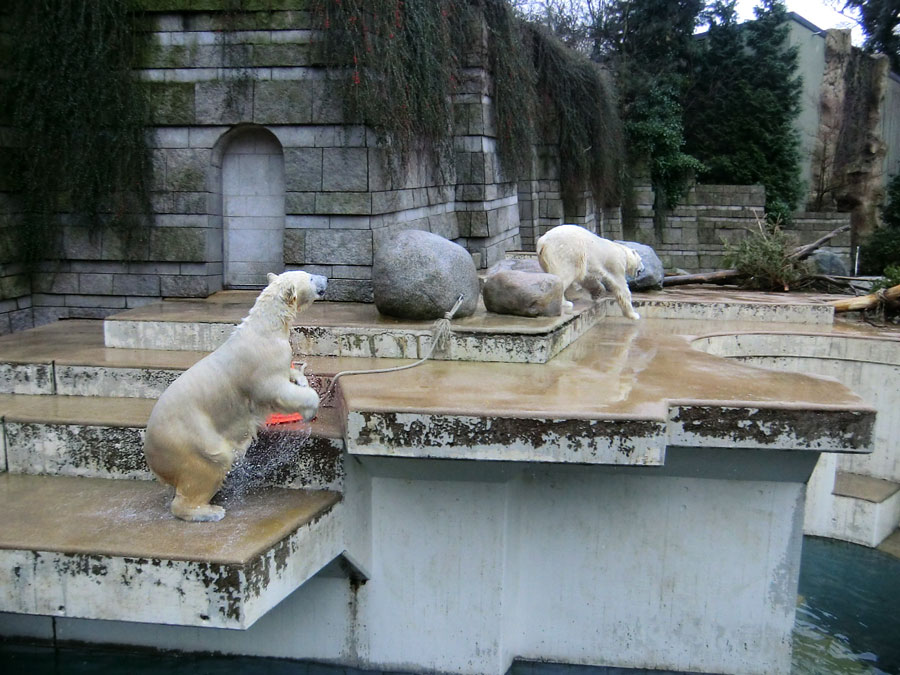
[0,473,339,564]
[337,316,874,420]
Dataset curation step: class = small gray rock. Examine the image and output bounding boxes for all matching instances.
[808,249,849,277]
[616,240,664,290]
[483,269,563,317]
[373,230,480,320]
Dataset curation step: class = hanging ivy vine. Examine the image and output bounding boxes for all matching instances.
[0,0,151,266]
[530,22,623,208]
[316,0,466,175]
[316,0,622,205]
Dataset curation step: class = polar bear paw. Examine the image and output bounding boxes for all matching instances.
[171,496,226,522]
[290,361,309,388]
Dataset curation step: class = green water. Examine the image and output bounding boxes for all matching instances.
[2,536,897,674]
[791,537,900,675]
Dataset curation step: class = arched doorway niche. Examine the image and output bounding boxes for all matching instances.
[214,125,286,288]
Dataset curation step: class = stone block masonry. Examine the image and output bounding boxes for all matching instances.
[0,4,856,330]
[0,4,545,322]
[631,184,852,272]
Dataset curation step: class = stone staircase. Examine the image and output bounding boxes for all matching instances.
[0,317,358,630]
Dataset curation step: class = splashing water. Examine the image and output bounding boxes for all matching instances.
[216,367,333,504]
[218,423,312,503]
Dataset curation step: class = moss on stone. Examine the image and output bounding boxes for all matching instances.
[146,82,196,126]
[149,227,208,262]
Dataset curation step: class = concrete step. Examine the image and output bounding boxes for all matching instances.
[0,320,200,397]
[878,527,900,558]
[0,319,377,399]
[104,297,609,363]
[0,393,344,491]
[0,473,349,629]
[830,471,900,547]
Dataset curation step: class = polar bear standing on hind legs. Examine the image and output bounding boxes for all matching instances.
[143,271,327,522]
[537,224,644,320]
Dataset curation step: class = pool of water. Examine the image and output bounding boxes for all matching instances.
[2,537,898,675]
[792,537,900,675]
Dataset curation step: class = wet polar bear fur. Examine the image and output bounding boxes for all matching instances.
[537,224,644,320]
[143,271,327,522]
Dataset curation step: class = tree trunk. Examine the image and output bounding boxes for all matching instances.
[831,283,900,312]
[662,269,742,287]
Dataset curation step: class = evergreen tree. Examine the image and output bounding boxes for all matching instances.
[843,0,900,72]
[860,173,900,274]
[597,0,705,221]
[684,0,802,220]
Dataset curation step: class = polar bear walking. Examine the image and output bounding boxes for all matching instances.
[144,271,327,522]
[537,225,643,320]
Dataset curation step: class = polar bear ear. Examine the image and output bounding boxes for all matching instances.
[267,272,278,285]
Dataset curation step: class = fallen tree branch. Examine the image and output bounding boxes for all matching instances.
[831,283,900,312]
[787,223,851,261]
[663,269,742,287]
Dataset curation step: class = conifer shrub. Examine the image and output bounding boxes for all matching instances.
[723,217,807,291]
[860,173,900,276]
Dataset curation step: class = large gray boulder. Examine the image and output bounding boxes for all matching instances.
[373,230,480,320]
[809,249,850,277]
[482,269,563,317]
[616,240,664,290]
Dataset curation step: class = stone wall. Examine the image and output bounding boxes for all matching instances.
[628,184,768,271]
[3,3,574,329]
[0,6,860,334]
[628,184,851,272]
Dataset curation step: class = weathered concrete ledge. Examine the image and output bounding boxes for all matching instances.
[0,394,344,491]
[635,297,835,324]
[104,298,608,363]
[345,410,667,465]
[0,474,345,629]
[338,318,876,464]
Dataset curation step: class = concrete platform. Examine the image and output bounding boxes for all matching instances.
[0,474,343,629]
[829,471,900,547]
[339,317,876,464]
[102,286,844,360]
[106,297,609,363]
[0,294,889,674]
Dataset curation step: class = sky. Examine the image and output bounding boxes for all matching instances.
[735,0,864,44]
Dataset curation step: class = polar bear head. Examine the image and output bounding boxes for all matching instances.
[622,246,644,278]
[265,270,327,311]
[244,271,327,330]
